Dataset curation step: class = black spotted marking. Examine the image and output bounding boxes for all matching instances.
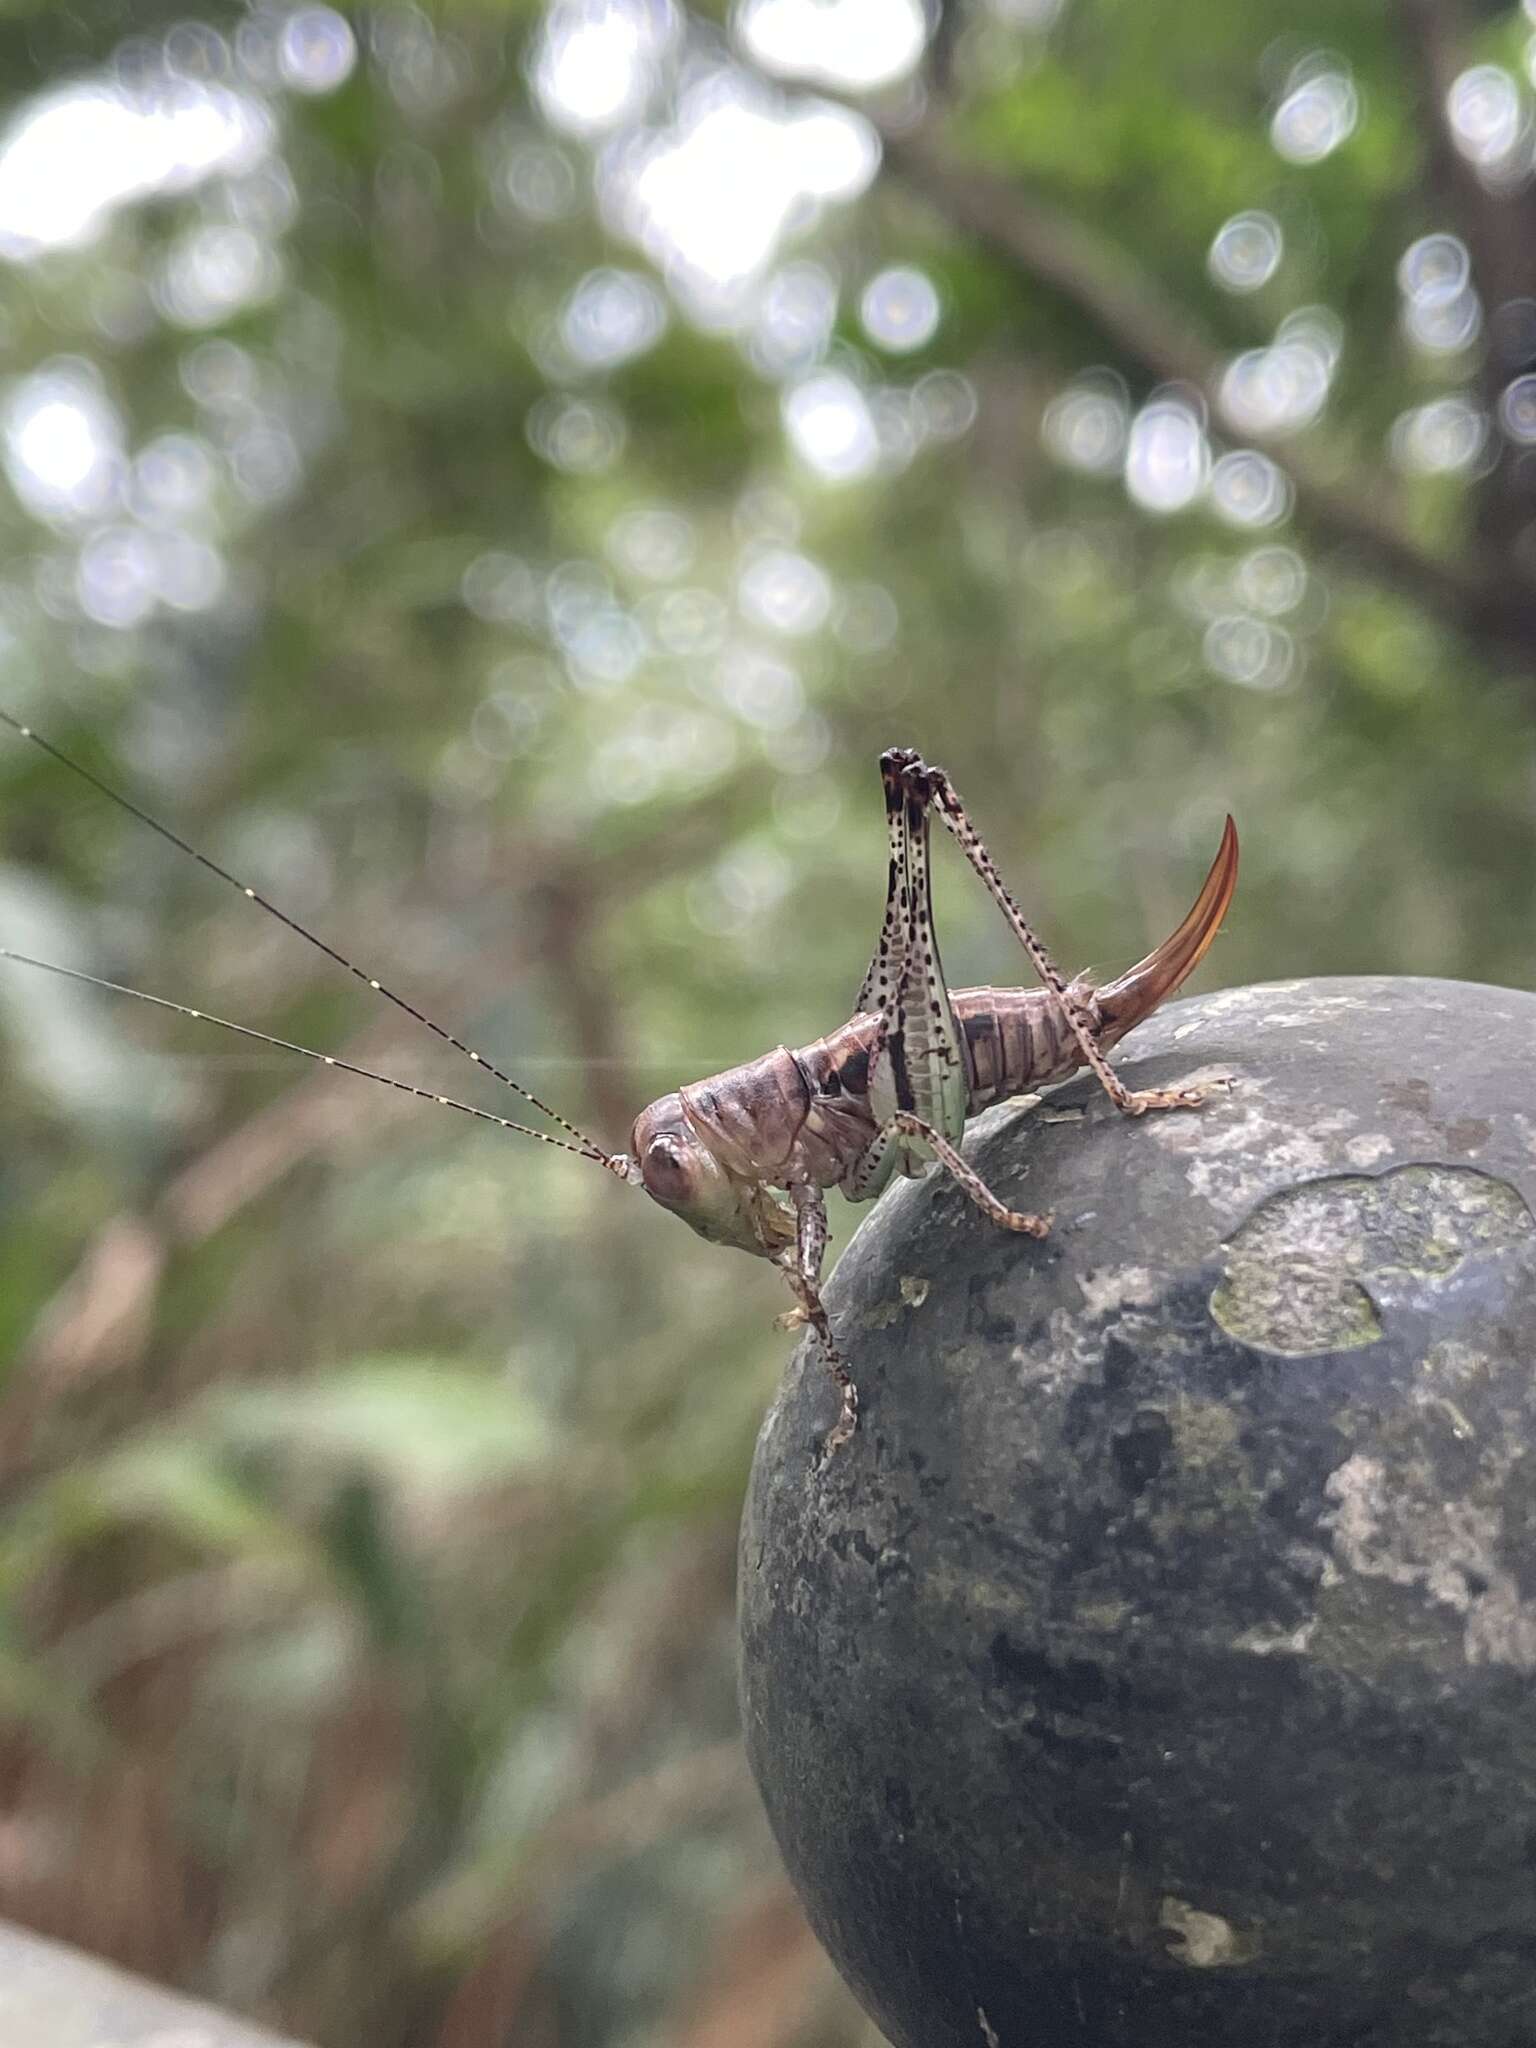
[838,1046,871,1097]
[887,1027,915,1113]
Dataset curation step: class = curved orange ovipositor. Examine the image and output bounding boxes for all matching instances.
[1093,815,1239,1043]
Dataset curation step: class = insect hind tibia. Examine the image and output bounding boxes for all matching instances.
[0,707,620,1173]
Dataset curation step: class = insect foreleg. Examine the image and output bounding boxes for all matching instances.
[778,1183,859,1458]
[916,761,1205,1117]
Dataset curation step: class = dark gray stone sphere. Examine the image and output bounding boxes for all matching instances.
[739,978,1536,2048]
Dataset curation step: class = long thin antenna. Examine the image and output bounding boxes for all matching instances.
[0,707,622,1173]
[0,948,611,1159]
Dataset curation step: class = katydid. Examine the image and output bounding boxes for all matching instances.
[0,719,1237,1456]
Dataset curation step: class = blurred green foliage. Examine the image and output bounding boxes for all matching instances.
[0,1,1534,2042]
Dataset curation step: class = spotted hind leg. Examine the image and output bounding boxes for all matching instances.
[909,757,1205,1117]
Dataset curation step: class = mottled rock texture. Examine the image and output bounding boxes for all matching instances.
[739,978,1536,2048]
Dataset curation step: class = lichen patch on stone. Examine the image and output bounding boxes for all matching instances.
[1211,1260,1381,1356]
[1209,1165,1535,1357]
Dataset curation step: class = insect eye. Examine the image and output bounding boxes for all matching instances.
[642,1135,692,1200]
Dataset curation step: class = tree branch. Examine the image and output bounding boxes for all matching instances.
[1395,0,1536,565]
[884,129,1536,668]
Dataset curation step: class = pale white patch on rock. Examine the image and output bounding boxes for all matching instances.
[1345,1133,1393,1167]
[1158,1896,1256,1967]
[1232,1617,1318,1656]
[1076,1264,1160,1317]
[1324,1452,1536,1673]
[1153,1100,1333,1209]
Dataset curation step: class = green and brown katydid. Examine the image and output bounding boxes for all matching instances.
[0,721,1237,1456]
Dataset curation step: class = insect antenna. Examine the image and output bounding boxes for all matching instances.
[0,949,614,1156]
[0,708,627,1177]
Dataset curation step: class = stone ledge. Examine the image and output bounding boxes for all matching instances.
[0,1920,312,2048]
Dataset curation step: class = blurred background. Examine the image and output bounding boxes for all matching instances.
[1,0,1535,2042]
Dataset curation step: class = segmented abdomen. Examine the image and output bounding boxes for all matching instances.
[953,984,1083,1110]
[797,991,1083,1120]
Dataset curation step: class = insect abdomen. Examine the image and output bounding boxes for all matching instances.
[955,986,1080,1110]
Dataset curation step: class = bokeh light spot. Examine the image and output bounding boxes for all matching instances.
[1236,544,1306,616]
[746,261,838,377]
[1219,326,1333,438]
[1124,398,1209,514]
[526,394,627,472]
[1209,449,1292,528]
[156,224,284,329]
[75,525,158,629]
[737,0,927,93]
[647,586,729,655]
[1042,373,1129,474]
[532,0,676,136]
[501,140,579,222]
[560,267,668,367]
[462,552,541,626]
[277,8,358,95]
[910,369,977,442]
[129,432,217,526]
[716,645,805,728]
[612,79,876,323]
[1397,233,1470,308]
[153,532,227,611]
[0,77,271,261]
[1403,289,1482,357]
[1392,395,1489,474]
[1499,375,1536,446]
[1445,64,1522,169]
[607,505,696,580]
[859,266,941,353]
[783,369,879,482]
[1270,60,1358,164]
[1203,614,1294,690]
[737,546,833,636]
[1207,212,1283,294]
[2,361,124,524]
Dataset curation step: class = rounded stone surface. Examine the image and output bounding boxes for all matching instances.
[739,978,1536,2048]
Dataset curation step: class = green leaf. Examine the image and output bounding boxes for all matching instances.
[209,1359,556,1493]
